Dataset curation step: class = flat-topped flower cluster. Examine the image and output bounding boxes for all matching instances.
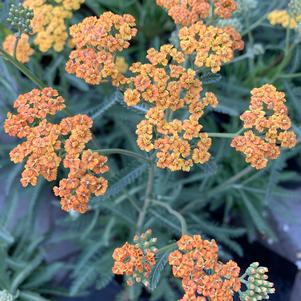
[4,88,109,213]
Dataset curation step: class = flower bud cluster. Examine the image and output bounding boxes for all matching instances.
[7,3,34,34]
[240,262,275,301]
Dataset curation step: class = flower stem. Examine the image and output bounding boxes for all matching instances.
[152,200,188,235]
[181,166,254,213]
[206,166,254,199]
[13,32,21,59]
[0,47,45,89]
[157,242,177,254]
[279,72,301,79]
[96,148,151,164]
[208,128,244,139]
[137,163,155,232]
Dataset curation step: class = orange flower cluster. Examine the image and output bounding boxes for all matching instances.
[213,0,237,19]
[53,116,109,213]
[112,229,158,287]
[156,0,237,26]
[3,34,34,63]
[169,235,241,301]
[4,88,109,213]
[4,88,65,187]
[66,12,137,86]
[124,44,218,171]
[231,84,297,169]
[179,22,244,73]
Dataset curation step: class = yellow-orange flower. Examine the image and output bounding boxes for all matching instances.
[112,230,158,287]
[124,44,218,171]
[169,235,241,301]
[268,10,301,29]
[4,88,109,213]
[213,0,237,19]
[232,84,297,169]
[4,88,65,186]
[3,34,34,63]
[66,12,137,86]
[24,0,84,52]
[156,0,237,26]
[156,0,211,26]
[179,22,244,73]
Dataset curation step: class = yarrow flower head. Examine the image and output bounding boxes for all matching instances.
[66,12,137,86]
[112,229,158,287]
[3,33,34,63]
[53,116,109,213]
[179,22,244,73]
[4,88,109,213]
[239,262,275,301]
[231,84,297,169]
[169,234,241,301]
[124,44,218,171]
[4,88,65,187]
[23,0,84,52]
[268,10,301,29]
[156,0,237,26]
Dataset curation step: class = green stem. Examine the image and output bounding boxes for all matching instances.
[207,166,254,198]
[13,32,21,59]
[208,128,244,139]
[279,72,301,79]
[181,166,254,213]
[137,163,155,232]
[152,200,188,235]
[95,148,151,164]
[271,43,296,82]
[0,48,45,89]
[157,242,177,254]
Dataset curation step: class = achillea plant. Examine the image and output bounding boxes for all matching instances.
[1,0,299,299]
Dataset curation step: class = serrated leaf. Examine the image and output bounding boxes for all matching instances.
[240,191,276,240]
[86,91,120,120]
[201,72,222,85]
[99,163,148,200]
[150,252,169,290]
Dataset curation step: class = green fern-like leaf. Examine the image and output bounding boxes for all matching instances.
[100,163,148,200]
[86,91,121,120]
[149,251,169,290]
